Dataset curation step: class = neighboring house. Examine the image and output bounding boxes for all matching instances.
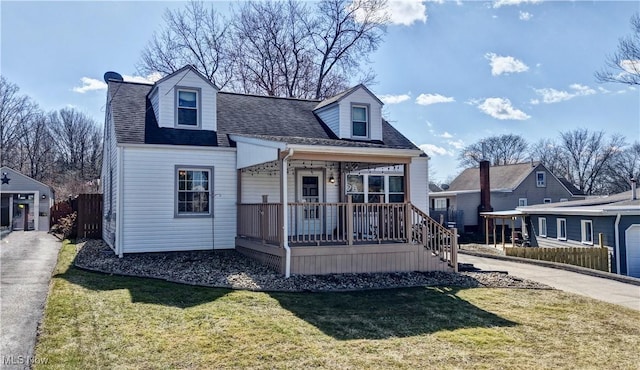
[518,190,640,278]
[0,167,55,231]
[101,65,456,276]
[430,162,585,231]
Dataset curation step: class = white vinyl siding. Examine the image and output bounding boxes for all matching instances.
[557,218,567,241]
[120,146,236,253]
[154,69,217,131]
[539,217,547,237]
[102,115,118,248]
[315,105,340,138]
[581,220,593,245]
[337,87,382,141]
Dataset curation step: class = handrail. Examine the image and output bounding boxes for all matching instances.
[410,204,458,270]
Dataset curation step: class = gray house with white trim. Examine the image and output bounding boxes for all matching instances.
[431,162,585,231]
[101,65,458,276]
[0,167,54,231]
[518,191,640,278]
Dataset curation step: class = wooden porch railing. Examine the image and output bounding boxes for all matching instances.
[237,201,458,269]
[410,205,458,268]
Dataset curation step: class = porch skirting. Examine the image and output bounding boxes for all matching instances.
[235,237,454,275]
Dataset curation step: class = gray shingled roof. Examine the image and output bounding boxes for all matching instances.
[108,80,417,150]
[448,162,540,191]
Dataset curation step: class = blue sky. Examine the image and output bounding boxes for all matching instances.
[2,1,639,184]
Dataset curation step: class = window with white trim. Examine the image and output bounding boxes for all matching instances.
[518,198,528,207]
[176,167,212,216]
[434,198,447,210]
[557,218,567,240]
[539,217,547,237]
[536,171,546,187]
[346,174,404,203]
[177,89,198,126]
[581,220,593,245]
[351,105,368,138]
[543,198,552,204]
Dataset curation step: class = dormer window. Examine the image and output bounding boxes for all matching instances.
[177,89,199,127]
[351,105,369,138]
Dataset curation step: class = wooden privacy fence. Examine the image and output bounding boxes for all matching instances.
[505,246,610,272]
[50,193,103,239]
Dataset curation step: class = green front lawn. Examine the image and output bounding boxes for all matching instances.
[35,241,640,369]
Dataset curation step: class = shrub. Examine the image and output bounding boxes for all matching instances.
[51,211,77,239]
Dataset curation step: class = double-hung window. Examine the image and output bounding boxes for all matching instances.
[557,218,567,241]
[352,105,368,138]
[176,167,212,216]
[539,217,547,237]
[581,220,593,245]
[388,176,405,203]
[177,89,198,126]
[536,171,546,187]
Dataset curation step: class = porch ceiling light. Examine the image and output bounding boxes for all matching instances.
[329,175,335,184]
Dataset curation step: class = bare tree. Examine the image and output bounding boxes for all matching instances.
[0,76,39,169]
[554,129,626,195]
[20,112,55,181]
[309,0,388,99]
[596,13,640,85]
[139,0,388,99]
[600,141,640,194]
[138,1,233,88]
[529,138,566,176]
[458,134,529,168]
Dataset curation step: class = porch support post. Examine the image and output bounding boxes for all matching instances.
[236,169,242,236]
[485,216,489,245]
[403,163,411,203]
[347,195,353,246]
[511,217,515,247]
[281,149,294,277]
[501,218,505,248]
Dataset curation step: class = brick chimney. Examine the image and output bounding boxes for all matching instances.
[478,160,493,213]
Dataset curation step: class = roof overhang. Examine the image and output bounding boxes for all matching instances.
[480,210,525,218]
[517,205,640,216]
[230,135,422,169]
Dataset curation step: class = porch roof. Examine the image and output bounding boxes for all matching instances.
[230,134,424,169]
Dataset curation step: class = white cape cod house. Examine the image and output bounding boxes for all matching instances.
[102,66,457,276]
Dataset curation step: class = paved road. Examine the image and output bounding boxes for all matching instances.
[459,253,640,311]
[1,232,61,369]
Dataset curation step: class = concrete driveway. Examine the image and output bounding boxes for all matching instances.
[1,231,61,369]
[459,253,640,311]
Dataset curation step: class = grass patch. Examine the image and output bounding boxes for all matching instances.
[35,241,640,369]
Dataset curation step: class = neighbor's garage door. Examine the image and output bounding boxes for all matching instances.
[626,225,640,278]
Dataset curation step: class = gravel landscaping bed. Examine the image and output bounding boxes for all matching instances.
[74,239,551,292]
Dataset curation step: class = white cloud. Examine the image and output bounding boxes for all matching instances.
[416,93,455,105]
[533,83,596,104]
[620,59,640,75]
[419,143,454,156]
[530,98,540,105]
[440,131,453,139]
[448,139,465,149]
[493,0,542,8]
[73,72,163,93]
[477,97,530,120]
[72,77,107,93]
[598,87,611,94]
[379,93,411,104]
[519,11,532,20]
[386,0,428,25]
[485,53,529,76]
[354,0,428,26]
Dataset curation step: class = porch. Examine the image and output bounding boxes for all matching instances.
[236,200,458,275]
[231,135,457,276]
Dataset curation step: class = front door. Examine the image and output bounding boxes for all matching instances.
[296,171,323,236]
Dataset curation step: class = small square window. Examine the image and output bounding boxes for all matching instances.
[543,198,552,204]
[518,198,528,207]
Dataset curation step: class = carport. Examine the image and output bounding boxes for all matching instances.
[480,210,526,248]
